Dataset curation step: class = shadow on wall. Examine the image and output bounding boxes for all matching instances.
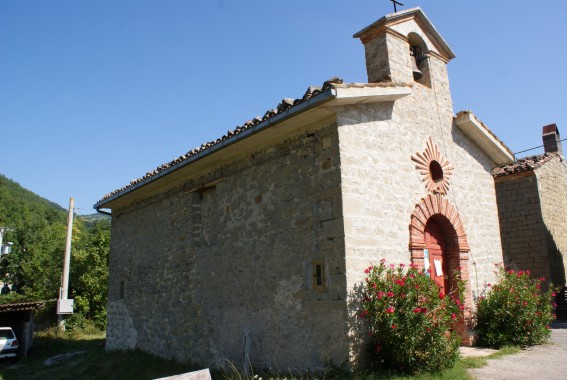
[346,282,371,371]
[545,227,567,320]
[450,124,496,175]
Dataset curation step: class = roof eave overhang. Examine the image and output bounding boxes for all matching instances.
[454,112,514,166]
[331,85,412,105]
[94,85,412,211]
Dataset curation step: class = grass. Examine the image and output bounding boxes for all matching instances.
[0,328,522,380]
[458,346,521,370]
[223,346,523,380]
[349,347,522,380]
[0,328,208,380]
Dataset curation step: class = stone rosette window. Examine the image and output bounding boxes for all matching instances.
[412,138,454,195]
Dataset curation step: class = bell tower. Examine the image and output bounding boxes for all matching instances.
[353,7,455,88]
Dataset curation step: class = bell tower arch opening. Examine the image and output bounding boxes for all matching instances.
[408,32,431,87]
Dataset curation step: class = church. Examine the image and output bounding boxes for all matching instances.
[95,7,514,370]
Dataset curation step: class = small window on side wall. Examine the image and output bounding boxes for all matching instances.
[313,259,326,292]
[119,281,125,299]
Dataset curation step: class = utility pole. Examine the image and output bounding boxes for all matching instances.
[57,198,75,331]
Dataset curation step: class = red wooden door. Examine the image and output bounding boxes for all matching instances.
[424,220,449,294]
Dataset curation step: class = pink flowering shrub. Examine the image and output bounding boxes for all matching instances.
[360,260,465,374]
[475,265,556,348]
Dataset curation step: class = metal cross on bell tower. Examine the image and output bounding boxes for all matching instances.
[390,0,404,12]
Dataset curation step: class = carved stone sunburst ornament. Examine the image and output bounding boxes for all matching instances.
[411,138,454,195]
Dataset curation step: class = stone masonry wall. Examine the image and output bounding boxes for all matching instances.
[495,174,549,279]
[384,32,414,84]
[106,121,349,371]
[536,156,567,286]
[339,46,504,323]
[495,155,567,287]
[363,33,391,83]
[361,18,443,85]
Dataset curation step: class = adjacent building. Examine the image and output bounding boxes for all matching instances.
[494,124,567,318]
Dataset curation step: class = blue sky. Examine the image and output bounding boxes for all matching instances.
[1,0,565,213]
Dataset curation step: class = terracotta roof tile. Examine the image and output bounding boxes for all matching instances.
[492,152,561,178]
[96,79,412,206]
[0,301,46,313]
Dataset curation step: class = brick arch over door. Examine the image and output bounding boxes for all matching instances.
[409,194,474,345]
[409,194,469,254]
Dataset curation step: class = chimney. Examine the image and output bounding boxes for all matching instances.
[542,124,563,155]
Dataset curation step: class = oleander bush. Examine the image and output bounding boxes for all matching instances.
[359,260,465,374]
[475,265,556,348]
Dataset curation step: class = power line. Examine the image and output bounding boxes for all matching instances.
[513,137,567,156]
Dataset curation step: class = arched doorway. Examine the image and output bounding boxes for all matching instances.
[424,218,449,294]
[409,194,473,345]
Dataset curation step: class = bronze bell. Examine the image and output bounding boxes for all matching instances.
[410,46,423,81]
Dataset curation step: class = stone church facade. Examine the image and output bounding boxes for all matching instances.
[95,8,513,371]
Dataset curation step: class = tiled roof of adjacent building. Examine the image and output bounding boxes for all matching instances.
[96,78,412,207]
[0,301,46,313]
[492,153,560,178]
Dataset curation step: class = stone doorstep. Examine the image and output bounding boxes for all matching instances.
[153,368,211,380]
[459,346,499,358]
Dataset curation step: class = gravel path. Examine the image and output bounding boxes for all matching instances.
[469,324,567,380]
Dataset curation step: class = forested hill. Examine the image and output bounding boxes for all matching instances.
[0,175,110,329]
[0,174,66,227]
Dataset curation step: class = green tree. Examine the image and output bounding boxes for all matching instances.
[0,175,111,328]
[70,218,110,328]
[17,221,66,299]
